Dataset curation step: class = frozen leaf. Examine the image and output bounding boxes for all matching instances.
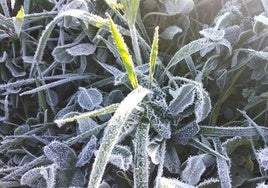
[213,138,232,188]
[46,89,59,107]
[152,117,171,138]
[256,147,268,170]
[166,38,218,70]
[181,154,207,185]
[110,145,133,171]
[255,14,268,25]
[44,141,77,168]
[77,87,103,111]
[156,177,195,188]
[224,25,241,44]
[21,164,58,187]
[64,0,88,28]
[76,135,97,167]
[164,143,181,173]
[195,86,211,123]
[257,182,268,188]
[21,167,43,186]
[160,25,182,40]
[169,84,195,116]
[52,44,75,64]
[147,139,162,164]
[173,122,200,145]
[159,0,194,15]
[200,28,225,41]
[198,178,220,188]
[77,118,99,133]
[66,43,96,56]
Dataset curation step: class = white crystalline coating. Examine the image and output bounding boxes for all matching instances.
[257,147,268,170]
[76,135,97,167]
[200,28,225,42]
[181,154,207,185]
[109,145,133,171]
[159,0,195,14]
[160,25,182,40]
[66,43,96,56]
[255,14,268,25]
[77,87,103,111]
[195,86,212,123]
[156,177,195,188]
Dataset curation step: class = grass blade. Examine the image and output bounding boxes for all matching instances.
[107,14,139,89]
[134,122,150,188]
[87,86,150,188]
[149,26,159,87]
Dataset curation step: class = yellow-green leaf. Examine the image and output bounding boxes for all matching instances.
[14,6,24,36]
[149,26,159,87]
[107,14,139,89]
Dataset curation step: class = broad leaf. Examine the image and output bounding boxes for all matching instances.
[44,141,77,168]
[159,0,194,15]
[169,84,195,116]
[181,154,207,185]
[195,86,211,123]
[66,43,96,56]
[110,145,133,171]
[77,87,103,111]
[76,135,97,167]
[160,25,182,40]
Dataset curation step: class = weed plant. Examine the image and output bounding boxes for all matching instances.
[0,0,268,187]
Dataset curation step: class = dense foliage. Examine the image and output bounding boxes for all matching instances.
[0,0,268,187]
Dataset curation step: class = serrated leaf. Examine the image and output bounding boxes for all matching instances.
[110,145,133,171]
[197,178,220,188]
[159,0,194,15]
[173,122,200,145]
[44,141,77,168]
[152,117,171,139]
[169,84,195,116]
[182,154,208,185]
[195,86,211,123]
[107,14,139,89]
[200,28,225,41]
[77,87,103,111]
[160,25,182,40]
[66,43,96,56]
[76,135,97,167]
[156,177,195,188]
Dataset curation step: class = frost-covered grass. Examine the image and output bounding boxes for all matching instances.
[1,0,268,187]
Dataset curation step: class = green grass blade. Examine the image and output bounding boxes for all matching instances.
[149,26,159,87]
[121,0,140,26]
[88,86,150,188]
[107,14,139,89]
